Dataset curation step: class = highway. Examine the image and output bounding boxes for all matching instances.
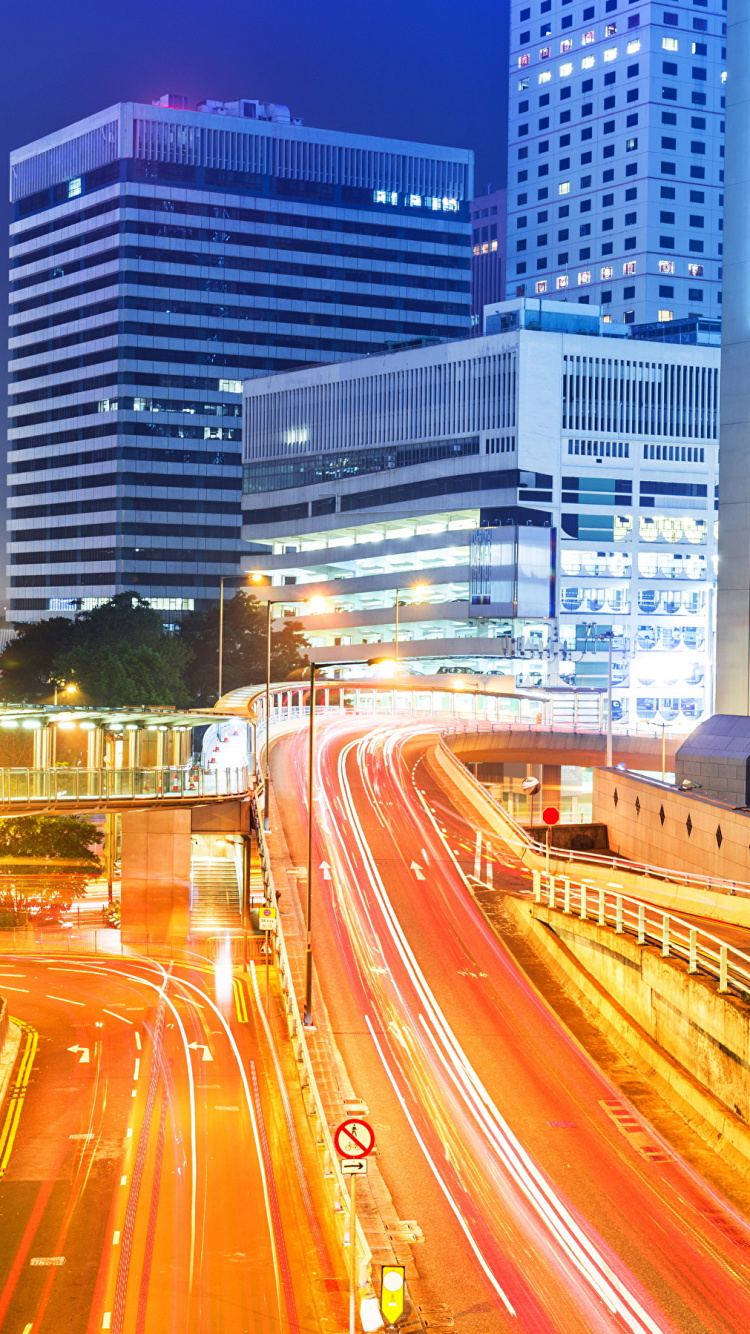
[273,717,750,1334]
[0,950,341,1334]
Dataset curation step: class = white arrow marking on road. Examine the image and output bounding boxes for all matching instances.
[410,862,426,881]
[187,1042,214,1062]
[67,1045,90,1064]
[319,861,332,880]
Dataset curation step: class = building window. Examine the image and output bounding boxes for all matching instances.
[623,261,637,275]
[516,263,527,275]
[582,56,595,70]
[661,136,676,150]
[626,138,638,151]
[535,280,548,294]
[578,270,591,284]
[623,310,635,323]
[540,46,551,60]
[582,29,595,44]
[659,235,675,248]
[661,161,676,175]
[662,37,679,51]
[663,11,679,25]
[690,166,706,179]
[659,285,674,298]
[604,47,618,62]
[560,62,573,76]
[689,214,705,228]
[627,40,641,54]
[68,177,82,198]
[602,217,614,230]
[560,38,573,53]
[691,140,706,154]
[518,53,531,67]
[688,262,703,277]
[688,288,704,301]
[624,285,635,299]
[559,181,571,194]
[557,274,569,289]
[659,259,675,274]
[601,265,614,280]
[689,240,705,253]
[662,87,677,100]
[539,71,552,83]
[658,310,674,322]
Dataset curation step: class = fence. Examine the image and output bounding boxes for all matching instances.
[250,794,373,1293]
[0,766,249,806]
[532,868,750,999]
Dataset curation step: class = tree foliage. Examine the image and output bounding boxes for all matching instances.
[0,815,103,863]
[179,591,308,706]
[0,594,192,706]
[0,815,103,923]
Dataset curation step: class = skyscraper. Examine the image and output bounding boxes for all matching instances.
[7,96,473,622]
[470,187,507,328]
[505,0,726,326]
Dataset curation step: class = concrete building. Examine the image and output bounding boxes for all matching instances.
[470,188,507,329]
[506,0,726,326]
[241,297,720,730]
[6,95,473,623]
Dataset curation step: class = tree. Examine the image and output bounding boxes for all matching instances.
[0,815,103,926]
[0,594,192,707]
[180,591,308,706]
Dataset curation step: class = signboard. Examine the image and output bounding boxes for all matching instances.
[258,906,276,930]
[380,1266,406,1324]
[469,525,555,619]
[542,807,560,825]
[340,1158,368,1176]
[333,1119,375,1160]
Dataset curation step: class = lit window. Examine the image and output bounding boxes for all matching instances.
[662,37,679,51]
[218,379,242,393]
[373,190,398,205]
[659,260,675,275]
[539,70,552,83]
[688,262,704,277]
[721,70,727,84]
[442,197,458,212]
[626,39,641,54]
[557,274,569,289]
[481,242,489,254]
[658,310,674,322]
[560,38,573,53]
[626,137,637,150]
[540,46,551,59]
[559,181,571,195]
[582,56,595,69]
[560,62,573,76]
[605,22,617,36]
[68,177,82,198]
[582,30,595,45]
[407,194,422,207]
[491,239,498,251]
[623,260,637,275]
[535,280,548,294]
[518,53,530,67]
[578,270,591,285]
[519,78,530,90]
[604,48,617,62]
[601,265,614,280]
[473,244,480,256]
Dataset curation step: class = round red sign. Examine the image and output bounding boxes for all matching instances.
[333,1118,376,1160]
[542,807,560,825]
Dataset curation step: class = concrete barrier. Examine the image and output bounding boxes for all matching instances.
[504,896,750,1176]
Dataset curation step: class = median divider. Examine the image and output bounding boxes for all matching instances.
[250,793,374,1303]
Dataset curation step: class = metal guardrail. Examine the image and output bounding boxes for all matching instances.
[249,793,373,1294]
[0,766,249,805]
[532,868,750,999]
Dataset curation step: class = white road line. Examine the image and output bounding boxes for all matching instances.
[102,1314,111,1329]
[102,1008,132,1024]
[0,985,29,992]
[46,995,85,1006]
[133,1059,140,1080]
[120,1176,127,1186]
[112,1231,120,1245]
[134,1031,141,1050]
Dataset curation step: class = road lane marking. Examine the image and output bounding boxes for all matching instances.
[126,1128,133,1137]
[0,1021,38,1179]
[134,1031,141,1050]
[102,1009,132,1024]
[232,977,248,1023]
[133,1059,140,1080]
[29,1257,65,1266]
[120,1176,127,1186]
[112,1232,120,1245]
[102,1315,111,1329]
[70,1133,94,1140]
[0,986,29,992]
[131,1089,137,1098]
[46,995,85,1006]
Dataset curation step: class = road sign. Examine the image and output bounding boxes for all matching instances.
[340,1158,368,1176]
[258,906,276,930]
[542,807,560,825]
[333,1118,376,1160]
[380,1266,406,1324]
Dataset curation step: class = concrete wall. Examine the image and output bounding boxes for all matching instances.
[121,808,192,943]
[506,897,750,1172]
[593,767,750,886]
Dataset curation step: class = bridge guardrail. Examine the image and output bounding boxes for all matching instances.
[0,766,249,806]
[532,868,750,999]
[250,792,373,1297]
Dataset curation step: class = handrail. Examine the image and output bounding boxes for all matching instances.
[532,868,750,999]
[249,793,373,1294]
[0,766,249,805]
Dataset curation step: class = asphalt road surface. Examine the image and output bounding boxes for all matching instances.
[0,949,337,1334]
[273,716,750,1334]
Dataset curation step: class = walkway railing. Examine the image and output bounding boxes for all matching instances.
[0,766,249,806]
[533,868,750,999]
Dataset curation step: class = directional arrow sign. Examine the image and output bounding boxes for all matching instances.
[341,1158,368,1176]
[67,1045,90,1064]
[410,861,426,881]
[319,861,332,881]
[188,1042,214,1062]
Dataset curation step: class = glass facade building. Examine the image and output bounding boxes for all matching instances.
[7,97,473,621]
[506,0,726,326]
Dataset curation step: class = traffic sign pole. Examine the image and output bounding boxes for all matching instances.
[349,1172,357,1334]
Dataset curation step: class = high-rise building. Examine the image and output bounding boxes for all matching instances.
[505,0,726,327]
[7,96,473,622]
[470,187,507,328]
[241,298,719,730]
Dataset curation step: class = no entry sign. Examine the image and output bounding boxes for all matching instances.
[542,807,560,825]
[333,1118,376,1160]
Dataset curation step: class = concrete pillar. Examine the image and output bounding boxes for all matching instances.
[716,0,750,712]
[32,725,51,769]
[120,807,191,943]
[155,728,167,768]
[86,726,104,769]
[542,765,562,812]
[125,727,142,769]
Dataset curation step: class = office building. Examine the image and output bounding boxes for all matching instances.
[7,96,473,622]
[241,297,719,730]
[470,188,507,328]
[506,0,726,326]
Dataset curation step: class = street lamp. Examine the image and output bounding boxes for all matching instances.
[52,682,77,706]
